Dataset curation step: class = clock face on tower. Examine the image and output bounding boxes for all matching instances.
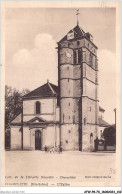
[66,52,72,58]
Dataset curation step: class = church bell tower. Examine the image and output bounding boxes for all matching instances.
[57,16,99,151]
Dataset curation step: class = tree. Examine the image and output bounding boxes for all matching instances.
[103,125,116,146]
[5,85,30,128]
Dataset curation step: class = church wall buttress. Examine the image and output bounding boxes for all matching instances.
[81,42,98,151]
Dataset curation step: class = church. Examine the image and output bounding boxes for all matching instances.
[10,22,99,152]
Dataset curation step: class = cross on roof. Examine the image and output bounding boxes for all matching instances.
[76,9,80,26]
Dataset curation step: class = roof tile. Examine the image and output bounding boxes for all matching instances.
[23,82,59,99]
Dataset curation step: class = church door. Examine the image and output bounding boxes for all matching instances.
[35,130,41,150]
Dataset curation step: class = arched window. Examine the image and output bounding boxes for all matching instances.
[36,101,41,114]
[77,40,80,46]
[90,133,93,143]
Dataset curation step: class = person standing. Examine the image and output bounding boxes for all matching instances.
[44,145,47,153]
[58,145,60,154]
[94,137,99,152]
[52,146,55,153]
[49,146,52,154]
[60,145,62,153]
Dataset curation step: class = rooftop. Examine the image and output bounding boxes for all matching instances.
[99,118,110,127]
[23,82,59,99]
[99,106,105,112]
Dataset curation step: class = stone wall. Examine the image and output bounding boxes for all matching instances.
[84,39,97,56]
[23,97,58,123]
[73,80,81,97]
[60,65,73,79]
[23,126,30,150]
[10,126,22,150]
[83,63,96,83]
[82,96,98,151]
[59,48,73,64]
[60,79,73,97]
[82,124,97,152]
[61,124,79,150]
[23,98,55,115]
[73,65,81,79]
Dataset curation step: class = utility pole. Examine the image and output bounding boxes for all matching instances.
[114,108,116,128]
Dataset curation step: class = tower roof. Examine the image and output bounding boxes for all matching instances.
[59,25,85,43]
[58,25,98,49]
[23,82,59,99]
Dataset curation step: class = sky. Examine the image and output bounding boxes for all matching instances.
[5,8,116,124]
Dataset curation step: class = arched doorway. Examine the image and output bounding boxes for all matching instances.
[35,130,41,150]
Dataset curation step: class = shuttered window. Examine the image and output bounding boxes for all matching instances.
[78,50,82,63]
[74,50,77,64]
[74,50,82,64]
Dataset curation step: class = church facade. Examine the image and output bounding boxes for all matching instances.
[11,82,60,150]
[10,24,99,152]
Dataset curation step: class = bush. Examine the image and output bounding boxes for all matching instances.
[103,125,116,146]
